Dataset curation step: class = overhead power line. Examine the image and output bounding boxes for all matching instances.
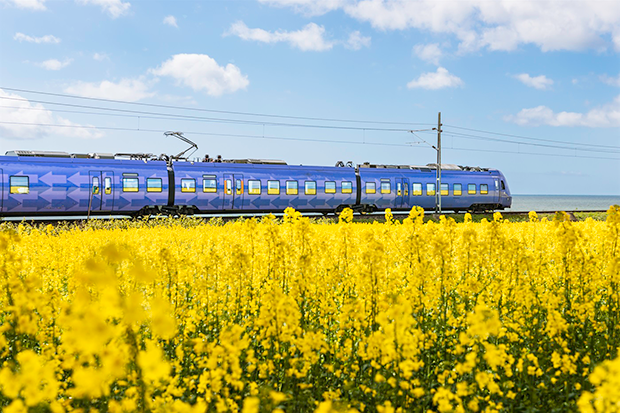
[440,130,620,154]
[0,86,434,127]
[443,124,620,150]
[1,120,619,161]
[0,97,414,133]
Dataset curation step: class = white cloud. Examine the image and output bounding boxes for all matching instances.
[163,15,178,28]
[0,88,103,139]
[407,67,463,90]
[514,73,554,90]
[345,30,371,50]
[75,0,130,18]
[4,0,46,10]
[64,78,154,102]
[150,54,249,97]
[93,52,109,61]
[505,95,620,128]
[413,43,442,65]
[227,21,334,52]
[14,32,60,44]
[261,0,620,52]
[601,73,620,87]
[37,58,73,70]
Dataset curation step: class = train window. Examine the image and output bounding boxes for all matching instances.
[342,181,352,194]
[225,179,232,195]
[92,176,100,195]
[236,179,243,195]
[123,175,139,192]
[325,181,336,194]
[268,180,280,195]
[501,181,506,190]
[397,182,402,196]
[305,181,317,195]
[248,180,261,195]
[480,184,489,195]
[203,175,217,193]
[380,179,391,194]
[426,183,436,196]
[366,182,376,194]
[181,179,196,193]
[404,184,409,196]
[286,180,298,195]
[412,183,422,196]
[468,184,477,195]
[9,176,29,194]
[104,177,112,195]
[146,178,162,193]
[441,183,449,196]
[454,183,462,196]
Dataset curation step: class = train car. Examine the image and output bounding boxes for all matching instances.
[356,162,511,213]
[0,149,512,218]
[0,150,169,217]
[171,160,358,215]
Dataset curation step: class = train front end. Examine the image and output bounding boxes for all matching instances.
[497,171,512,210]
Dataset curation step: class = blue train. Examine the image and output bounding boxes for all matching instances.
[0,144,511,217]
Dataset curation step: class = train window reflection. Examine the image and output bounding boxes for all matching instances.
[325,181,336,194]
[380,179,391,194]
[481,184,488,195]
[305,181,317,195]
[366,182,376,194]
[10,176,29,194]
[225,179,232,195]
[203,175,217,193]
[123,175,139,192]
[146,178,161,193]
[342,181,352,194]
[286,180,298,195]
[426,183,436,196]
[412,183,422,196]
[468,184,476,194]
[181,179,196,193]
[268,180,280,195]
[92,176,100,195]
[248,180,261,195]
[453,183,462,196]
[104,177,112,195]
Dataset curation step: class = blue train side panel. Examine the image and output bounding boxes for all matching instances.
[0,151,512,217]
[0,156,168,216]
[172,162,358,213]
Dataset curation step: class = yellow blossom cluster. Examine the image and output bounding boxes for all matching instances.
[0,206,619,412]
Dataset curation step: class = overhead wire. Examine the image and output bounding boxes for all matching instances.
[0,97,414,132]
[0,86,434,127]
[443,124,620,150]
[1,120,619,161]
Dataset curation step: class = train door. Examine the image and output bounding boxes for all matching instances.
[102,171,114,211]
[0,168,3,212]
[494,179,500,204]
[395,178,409,209]
[223,174,233,209]
[89,171,102,212]
[233,174,244,210]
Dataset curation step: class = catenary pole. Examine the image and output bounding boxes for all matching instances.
[436,112,442,214]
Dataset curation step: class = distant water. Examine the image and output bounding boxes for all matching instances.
[508,195,620,212]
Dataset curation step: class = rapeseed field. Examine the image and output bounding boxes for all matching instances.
[1,207,619,413]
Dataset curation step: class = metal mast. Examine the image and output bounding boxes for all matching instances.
[436,112,442,214]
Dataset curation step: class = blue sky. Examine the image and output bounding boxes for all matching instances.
[1,0,619,195]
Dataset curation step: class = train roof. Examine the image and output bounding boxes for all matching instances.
[3,150,492,172]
